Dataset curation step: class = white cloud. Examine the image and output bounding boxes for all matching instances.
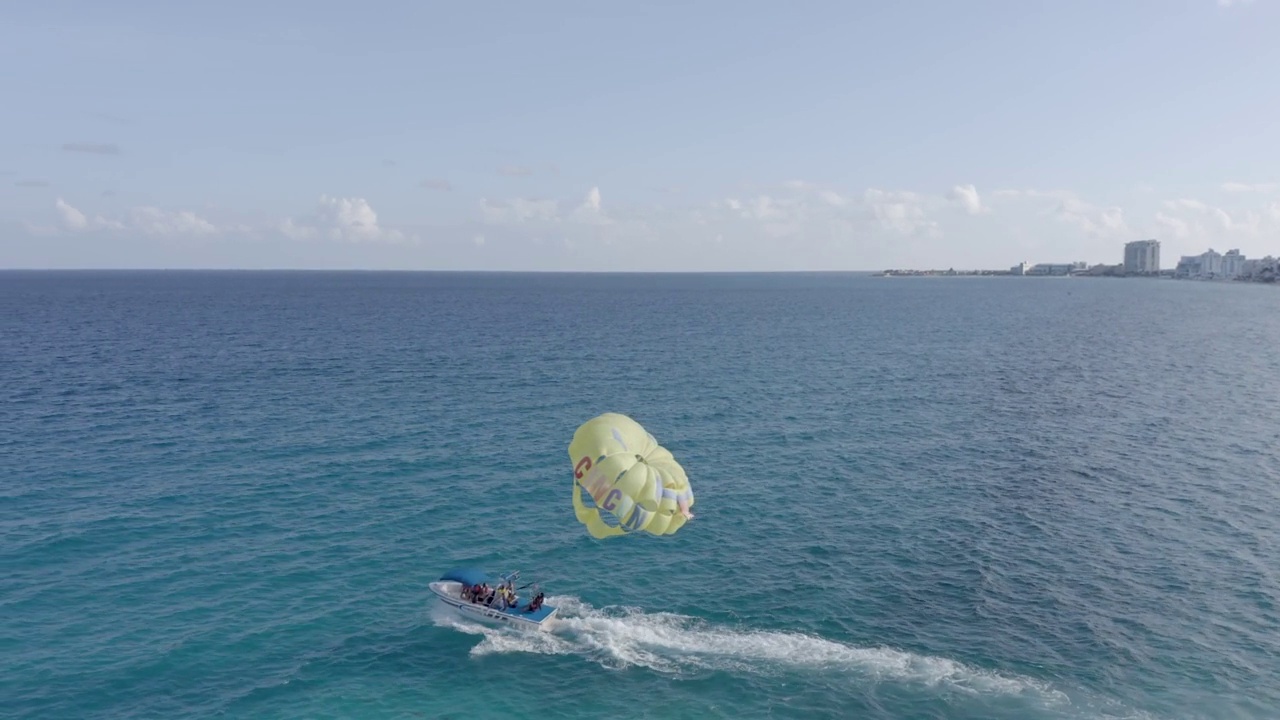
[46,195,410,245]
[56,198,87,230]
[129,206,217,237]
[1158,197,1263,238]
[723,194,793,222]
[478,188,616,228]
[317,195,403,242]
[51,197,217,237]
[24,179,1280,272]
[1052,195,1129,239]
[279,217,316,240]
[1154,212,1191,239]
[864,188,939,236]
[713,190,822,240]
[570,186,613,226]
[683,182,948,246]
[281,195,408,243]
[819,190,848,207]
[994,190,1131,242]
[947,184,987,215]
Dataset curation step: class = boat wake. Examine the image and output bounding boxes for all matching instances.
[430,595,1089,709]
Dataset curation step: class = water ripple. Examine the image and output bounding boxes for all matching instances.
[2,272,1277,719]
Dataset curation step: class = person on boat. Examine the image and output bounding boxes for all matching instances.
[525,592,544,612]
[461,584,473,602]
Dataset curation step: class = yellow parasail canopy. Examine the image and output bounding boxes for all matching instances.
[568,413,695,539]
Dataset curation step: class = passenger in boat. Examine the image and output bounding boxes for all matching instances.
[461,584,473,602]
[525,592,544,612]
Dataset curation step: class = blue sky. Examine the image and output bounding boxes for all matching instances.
[3,0,1279,270]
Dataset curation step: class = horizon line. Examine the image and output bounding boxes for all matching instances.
[0,266,1107,275]
[0,267,897,274]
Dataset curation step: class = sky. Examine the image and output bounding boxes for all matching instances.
[2,0,1279,271]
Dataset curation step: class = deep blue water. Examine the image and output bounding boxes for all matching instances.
[3,271,1279,720]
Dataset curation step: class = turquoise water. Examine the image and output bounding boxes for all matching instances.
[3,271,1278,720]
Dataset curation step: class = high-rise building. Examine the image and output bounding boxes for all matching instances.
[1222,249,1246,279]
[1176,248,1225,279]
[1123,239,1161,275]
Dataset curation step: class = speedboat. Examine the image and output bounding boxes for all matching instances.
[429,567,558,632]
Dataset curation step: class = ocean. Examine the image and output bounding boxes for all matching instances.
[2,271,1278,720]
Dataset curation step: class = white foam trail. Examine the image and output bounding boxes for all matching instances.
[431,595,1071,704]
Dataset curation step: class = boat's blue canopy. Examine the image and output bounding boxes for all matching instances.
[440,567,492,587]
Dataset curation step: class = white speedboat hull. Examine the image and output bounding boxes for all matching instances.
[429,580,557,632]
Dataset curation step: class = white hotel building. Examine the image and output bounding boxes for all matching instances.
[1123,239,1161,275]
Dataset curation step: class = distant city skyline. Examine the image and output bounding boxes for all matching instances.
[3,1,1280,271]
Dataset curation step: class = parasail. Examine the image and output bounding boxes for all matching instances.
[568,412,695,539]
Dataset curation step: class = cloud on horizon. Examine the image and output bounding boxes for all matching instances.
[44,197,217,237]
[947,184,988,215]
[11,179,1280,270]
[279,195,413,244]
